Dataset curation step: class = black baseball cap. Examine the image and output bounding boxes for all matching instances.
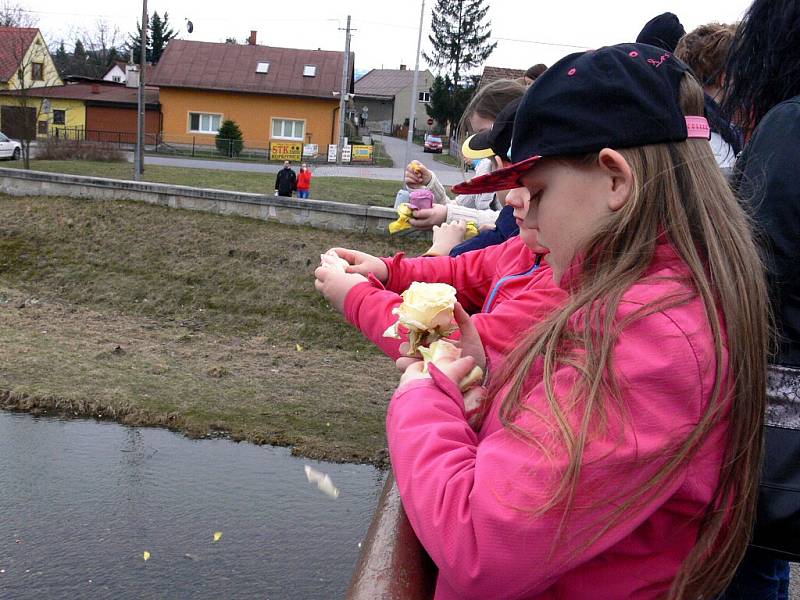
[636,12,685,53]
[461,97,522,161]
[452,43,710,195]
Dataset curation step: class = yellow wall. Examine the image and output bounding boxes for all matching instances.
[0,96,85,138]
[3,31,63,91]
[158,87,341,150]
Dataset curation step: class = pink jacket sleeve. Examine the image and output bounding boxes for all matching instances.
[381,243,513,314]
[387,308,724,599]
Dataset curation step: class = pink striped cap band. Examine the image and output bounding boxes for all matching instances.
[685,116,710,139]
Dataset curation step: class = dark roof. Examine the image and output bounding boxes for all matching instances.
[0,27,39,83]
[479,66,526,88]
[150,40,353,99]
[354,68,430,97]
[0,81,159,107]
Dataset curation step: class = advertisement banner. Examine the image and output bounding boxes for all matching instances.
[351,144,373,162]
[341,145,352,163]
[270,140,302,161]
[327,144,338,163]
[303,143,319,158]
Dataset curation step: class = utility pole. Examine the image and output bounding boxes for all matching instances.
[336,15,352,166]
[134,0,147,180]
[403,0,426,171]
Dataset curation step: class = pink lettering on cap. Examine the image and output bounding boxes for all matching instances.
[685,116,711,140]
[567,68,577,76]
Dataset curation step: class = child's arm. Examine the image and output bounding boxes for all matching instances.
[387,310,718,597]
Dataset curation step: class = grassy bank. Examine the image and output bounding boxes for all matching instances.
[0,194,429,465]
[7,160,401,207]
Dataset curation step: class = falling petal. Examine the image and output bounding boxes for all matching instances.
[304,464,340,499]
[143,551,151,561]
[213,531,222,542]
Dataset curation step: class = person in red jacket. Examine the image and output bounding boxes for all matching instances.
[296,163,312,199]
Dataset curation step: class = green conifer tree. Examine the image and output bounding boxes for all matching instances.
[216,120,244,157]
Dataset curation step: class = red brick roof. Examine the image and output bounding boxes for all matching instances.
[479,66,526,88]
[150,40,353,99]
[0,27,38,83]
[0,81,159,107]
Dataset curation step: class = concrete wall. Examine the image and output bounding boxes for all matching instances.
[0,168,398,235]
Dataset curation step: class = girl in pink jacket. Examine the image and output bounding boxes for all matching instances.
[315,44,769,599]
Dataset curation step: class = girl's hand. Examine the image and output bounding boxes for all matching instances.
[447,303,487,370]
[404,162,432,188]
[314,266,368,313]
[395,303,486,372]
[410,204,448,229]
[426,221,467,256]
[327,247,389,283]
[397,354,478,388]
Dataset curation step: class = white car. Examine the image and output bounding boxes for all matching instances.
[0,131,21,160]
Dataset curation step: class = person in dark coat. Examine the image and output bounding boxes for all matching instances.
[275,161,297,197]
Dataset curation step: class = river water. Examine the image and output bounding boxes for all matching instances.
[0,411,385,599]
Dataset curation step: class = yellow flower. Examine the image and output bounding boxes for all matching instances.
[419,339,484,392]
[383,282,458,354]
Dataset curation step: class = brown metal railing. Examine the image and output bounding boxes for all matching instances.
[347,470,437,599]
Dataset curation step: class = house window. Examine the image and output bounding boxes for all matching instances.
[112,75,121,82]
[31,62,44,81]
[303,65,317,77]
[418,91,430,103]
[53,109,66,125]
[189,112,222,133]
[37,120,48,134]
[271,118,305,140]
[256,62,270,74]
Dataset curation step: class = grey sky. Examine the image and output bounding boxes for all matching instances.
[23,0,752,74]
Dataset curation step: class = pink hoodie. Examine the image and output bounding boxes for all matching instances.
[384,242,731,599]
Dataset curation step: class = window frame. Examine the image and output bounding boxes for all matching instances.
[52,109,66,125]
[418,91,431,103]
[187,111,223,134]
[256,62,270,74]
[302,64,317,77]
[31,62,44,81]
[270,117,306,141]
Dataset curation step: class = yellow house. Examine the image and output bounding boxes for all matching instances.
[0,27,62,91]
[150,34,354,157]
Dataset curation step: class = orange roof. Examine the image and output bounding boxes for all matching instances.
[0,27,39,83]
[150,39,354,100]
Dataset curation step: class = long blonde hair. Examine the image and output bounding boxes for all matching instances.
[490,73,769,598]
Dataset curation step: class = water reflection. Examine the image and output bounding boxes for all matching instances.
[0,411,384,599]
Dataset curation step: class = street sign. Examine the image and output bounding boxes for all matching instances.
[427,118,434,125]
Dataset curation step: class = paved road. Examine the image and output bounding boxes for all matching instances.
[139,134,467,186]
[792,562,799,599]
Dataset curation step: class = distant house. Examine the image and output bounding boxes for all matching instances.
[353,66,434,134]
[150,32,354,154]
[102,61,153,86]
[0,27,62,91]
[0,27,64,139]
[478,66,525,89]
[0,79,161,141]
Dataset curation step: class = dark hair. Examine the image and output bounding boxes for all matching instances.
[524,64,547,81]
[675,23,735,86]
[721,0,800,138]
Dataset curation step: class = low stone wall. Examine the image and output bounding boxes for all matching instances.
[0,167,399,235]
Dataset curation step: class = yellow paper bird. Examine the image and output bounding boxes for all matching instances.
[143,551,151,561]
[389,203,414,234]
[464,221,479,239]
[213,531,222,542]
